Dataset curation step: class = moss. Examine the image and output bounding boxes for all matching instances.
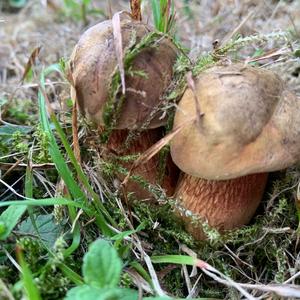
[33,125,51,163]
[120,272,135,289]
[162,267,185,297]
[17,238,47,272]
[36,267,71,300]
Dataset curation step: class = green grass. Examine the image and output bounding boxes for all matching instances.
[151,0,176,34]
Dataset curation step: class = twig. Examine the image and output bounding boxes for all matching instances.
[1,159,23,179]
[0,279,15,300]
[284,271,300,284]
[0,178,34,200]
[187,274,202,299]
[72,101,81,164]
[195,257,300,298]
[3,249,21,273]
[238,283,300,298]
[0,162,55,171]
[266,180,299,211]
[223,244,254,269]
[199,264,257,300]
[182,264,192,294]
[143,254,167,297]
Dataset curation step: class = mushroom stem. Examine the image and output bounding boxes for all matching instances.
[103,128,179,200]
[174,172,268,240]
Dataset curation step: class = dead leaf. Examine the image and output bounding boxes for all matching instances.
[21,46,42,83]
[112,12,126,95]
[245,48,288,64]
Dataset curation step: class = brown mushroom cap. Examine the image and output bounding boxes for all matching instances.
[171,64,300,180]
[70,13,178,129]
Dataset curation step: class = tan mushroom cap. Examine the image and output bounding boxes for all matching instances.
[70,13,177,129]
[170,64,300,180]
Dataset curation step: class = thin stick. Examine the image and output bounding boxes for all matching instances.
[130,0,142,21]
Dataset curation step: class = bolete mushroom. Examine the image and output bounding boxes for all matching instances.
[170,63,300,239]
[70,13,179,198]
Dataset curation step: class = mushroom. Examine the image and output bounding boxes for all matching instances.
[70,13,179,198]
[170,63,300,239]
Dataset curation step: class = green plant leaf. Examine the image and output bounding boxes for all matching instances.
[65,285,102,300]
[151,255,198,266]
[151,0,160,30]
[0,160,32,240]
[39,64,114,237]
[0,124,31,136]
[83,239,122,288]
[0,205,27,240]
[18,214,63,248]
[65,285,138,300]
[0,198,88,210]
[0,124,31,144]
[16,247,41,300]
[8,0,27,8]
[145,298,221,300]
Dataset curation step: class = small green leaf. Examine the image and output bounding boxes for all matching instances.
[294,49,300,57]
[145,298,221,300]
[0,124,31,144]
[8,0,27,8]
[0,205,27,240]
[65,285,102,300]
[65,286,138,300]
[151,255,198,266]
[18,214,63,248]
[0,222,6,235]
[0,198,87,210]
[83,239,122,288]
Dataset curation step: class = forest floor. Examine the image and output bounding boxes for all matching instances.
[1,0,300,299]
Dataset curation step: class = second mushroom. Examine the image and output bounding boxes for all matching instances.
[170,63,300,240]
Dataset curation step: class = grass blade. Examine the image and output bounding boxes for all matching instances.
[16,246,41,300]
[151,0,160,30]
[0,205,27,240]
[151,255,197,266]
[0,198,88,209]
[39,64,115,235]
